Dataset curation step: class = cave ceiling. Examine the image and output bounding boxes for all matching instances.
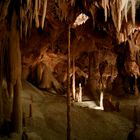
[1,0,140,56]
[1,0,140,95]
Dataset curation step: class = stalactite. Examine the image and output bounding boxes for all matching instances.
[120,0,127,11]
[117,0,122,32]
[35,0,39,28]
[41,0,48,29]
[110,1,118,31]
[0,0,10,22]
[58,1,68,21]
[57,0,62,20]
[27,0,30,8]
[20,7,23,39]
[58,0,61,8]
[118,10,121,32]
[125,0,129,22]
[38,0,41,11]
[89,4,95,28]
[102,0,109,22]
[131,0,136,25]
[105,0,108,22]
[110,0,131,32]
[29,12,32,37]
[70,0,75,6]
[24,17,28,38]
[117,0,136,32]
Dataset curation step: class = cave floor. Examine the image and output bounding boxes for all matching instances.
[20,81,140,140]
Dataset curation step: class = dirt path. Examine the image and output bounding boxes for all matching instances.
[21,81,140,140]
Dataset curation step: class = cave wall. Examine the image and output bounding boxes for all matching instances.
[0,0,140,139]
[21,22,117,97]
[21,22,140,98]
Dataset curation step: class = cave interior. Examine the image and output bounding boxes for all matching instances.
[0,0,140,140]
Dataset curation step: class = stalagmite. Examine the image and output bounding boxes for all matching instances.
[127,105,140,139]
[12,78,22,134]
[29,95,33,118]
[0,90,3,122]
[22,112,26,127]
[0,34,10,123]
[100,91,104,110]
[134,78,139,96]
[87,51,99,104]
[2,80,12,120]
[41,0,48,29]
[78,83,82,102]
